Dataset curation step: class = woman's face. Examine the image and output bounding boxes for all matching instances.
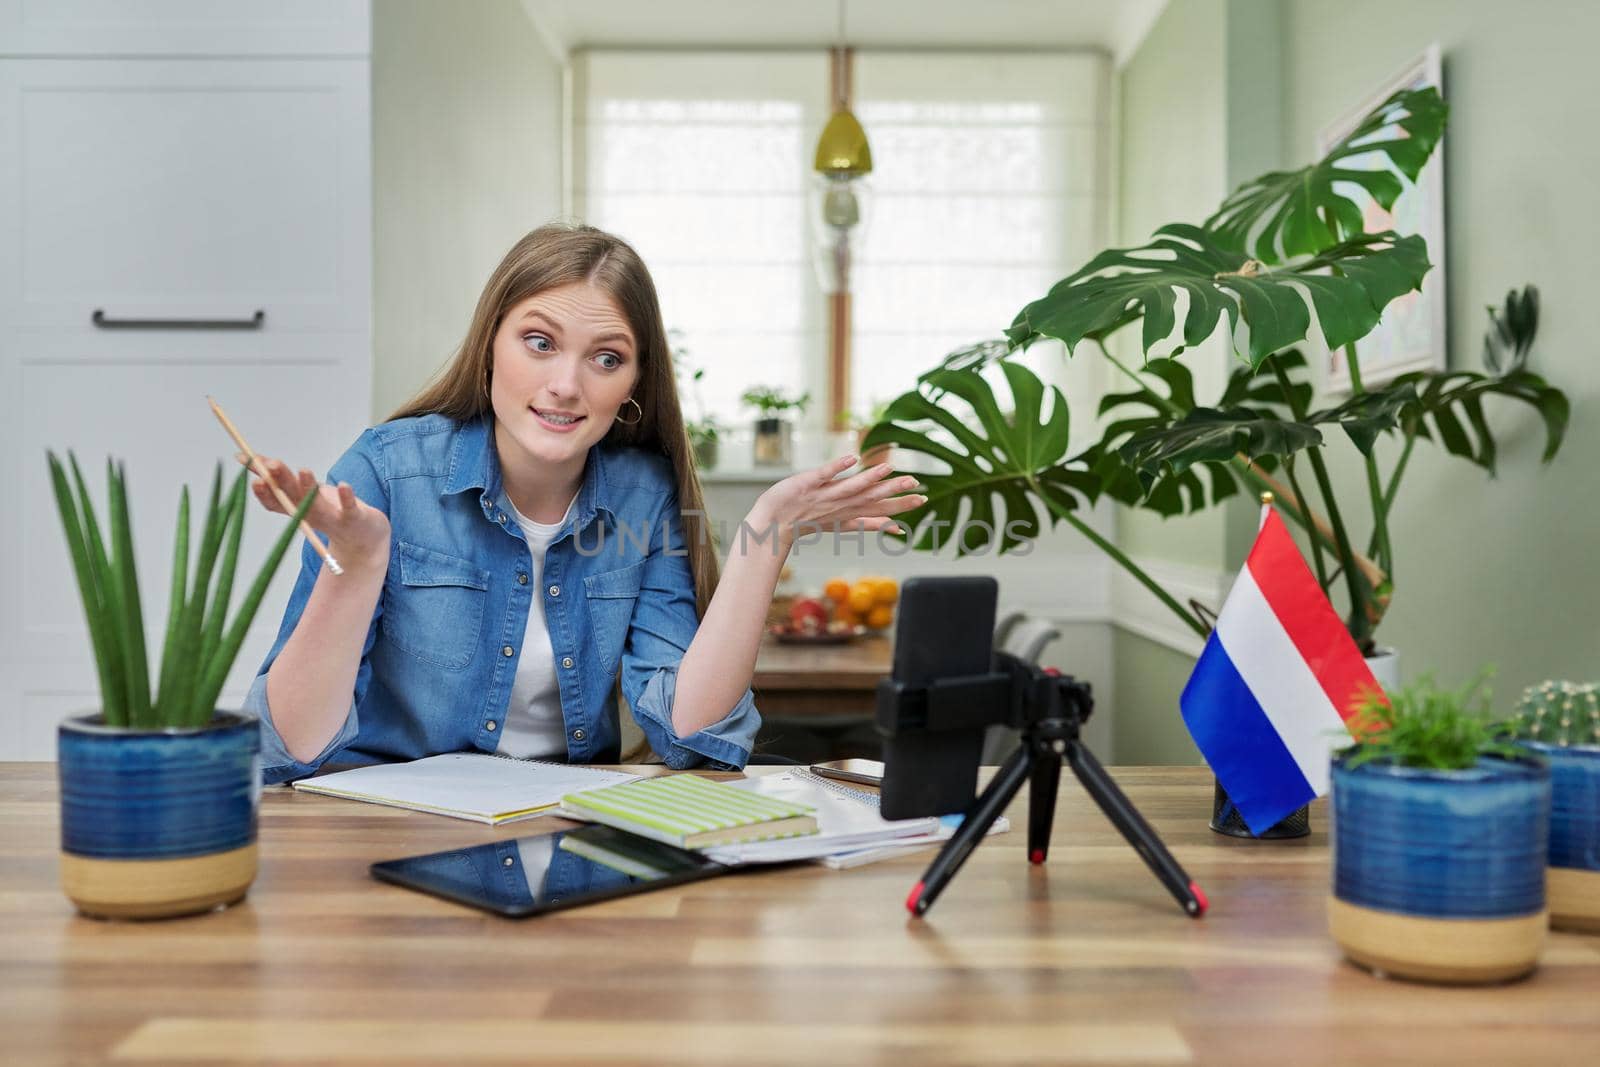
[489,281,641,475]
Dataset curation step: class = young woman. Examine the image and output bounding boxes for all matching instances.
[242,223,922,784]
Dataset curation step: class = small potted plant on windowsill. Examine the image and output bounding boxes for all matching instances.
[48,452,314,919]
[670,331,722,471]
[686,417,721,471]
[837,400,894,469]
[1505,680,1600,933]
[1328,674,1550,984]
[742,385,809,467]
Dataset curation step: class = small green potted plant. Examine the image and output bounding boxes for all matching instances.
[838,399,893,469]
[1505,680,1600,932]
[686,416,721,471]
[49,452,314,919]
[669,330,721,470]
[1328,674,1550,984]
[742,385,809,467]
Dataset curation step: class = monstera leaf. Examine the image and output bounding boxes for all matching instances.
[1305,384,1418,455]
[1083,359,1246,516]
[859,363,1100,557]
[1217,347,1314,414]
[1206,86,1447,262]
[924,337,1013,379]
[1006,224,1430,367]
[1118,409,1324,490]
[1393,368,1569,471]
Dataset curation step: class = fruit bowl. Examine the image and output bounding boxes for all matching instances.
[768,622,868,645]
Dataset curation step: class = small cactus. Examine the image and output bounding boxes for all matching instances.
[1505,680,1600,747]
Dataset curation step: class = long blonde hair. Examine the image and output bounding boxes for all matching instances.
[389,223,720,615]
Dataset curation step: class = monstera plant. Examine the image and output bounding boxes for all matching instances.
[864,86,1569,652]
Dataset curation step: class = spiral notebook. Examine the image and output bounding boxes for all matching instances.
[289,753,639,825]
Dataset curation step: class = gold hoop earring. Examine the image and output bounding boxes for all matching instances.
[614,397,643,426]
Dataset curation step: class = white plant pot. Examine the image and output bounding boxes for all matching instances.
[1366,647,1400,692]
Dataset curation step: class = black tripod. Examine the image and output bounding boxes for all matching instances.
[886,657,1208,919]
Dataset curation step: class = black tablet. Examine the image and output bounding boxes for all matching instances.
[370,824,731,918]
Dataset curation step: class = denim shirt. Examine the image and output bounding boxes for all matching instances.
[243,414,760,784]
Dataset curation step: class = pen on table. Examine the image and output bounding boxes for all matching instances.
[206,396,343,576]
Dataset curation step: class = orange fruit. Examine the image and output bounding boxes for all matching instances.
[833,603,860,626]
[823,577,850,604]
[872,577,898,605]
[866,605,894,630]
[847,582,876,615]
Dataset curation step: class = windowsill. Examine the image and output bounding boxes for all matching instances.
[698,467,797,486]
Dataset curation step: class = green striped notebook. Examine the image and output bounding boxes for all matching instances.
[559,774,818,849]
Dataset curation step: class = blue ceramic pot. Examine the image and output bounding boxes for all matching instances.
[57,711,260,919]
[1520,741,1600,932]
[1327,755,1551,983]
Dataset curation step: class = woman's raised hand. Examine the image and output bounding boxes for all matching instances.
[751,454,925,549]
[238,454,391,569]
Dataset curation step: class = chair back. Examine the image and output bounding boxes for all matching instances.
[994,611,1060,665]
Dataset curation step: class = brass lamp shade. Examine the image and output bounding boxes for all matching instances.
[813,109,873,176]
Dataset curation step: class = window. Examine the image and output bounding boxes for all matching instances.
[852,53,1108,438]
[572,52,829,429]
[574,50,1108,443]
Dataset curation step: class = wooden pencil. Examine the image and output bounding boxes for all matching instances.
[206,396,344,576]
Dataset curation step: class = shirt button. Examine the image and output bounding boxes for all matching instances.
[548,585,560,597]
[562,656,574,669]
[497,513,508,524]
[571,728,586,742]
[502,645,514,657]
[502,856,515,868]
[486,721,497,731]
[518,573,528,585]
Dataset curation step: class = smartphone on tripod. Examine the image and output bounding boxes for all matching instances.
[876,576,997,821]
[875,575,1206,919]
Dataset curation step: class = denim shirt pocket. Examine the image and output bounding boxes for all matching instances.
[583,560,644,651]
[382,541,491,670]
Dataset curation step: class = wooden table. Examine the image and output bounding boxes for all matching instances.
[5,764,1599,1066]
[750,632,892,760]
[751,632,891,721]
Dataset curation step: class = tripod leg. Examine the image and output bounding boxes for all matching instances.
[907,743,1032,917]
[1065,741,1208,918]
[1028,746,1061,865]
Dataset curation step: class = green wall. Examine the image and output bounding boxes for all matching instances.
[371,0,565,421]
[1113,631,1204,765]
[1281,0,1600,696]
[1114,0,1229,570]
[1111,0,1598,762]
[1112,0,1241,763]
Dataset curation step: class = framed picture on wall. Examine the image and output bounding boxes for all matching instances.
[1318,44,1446,393]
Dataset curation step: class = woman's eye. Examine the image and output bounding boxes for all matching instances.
[594,352,624,370]
[524,334,554,353]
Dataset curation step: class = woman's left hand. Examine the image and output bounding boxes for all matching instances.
[749,454,925,550]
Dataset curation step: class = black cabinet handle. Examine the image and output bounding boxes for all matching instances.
[92,309,265,330]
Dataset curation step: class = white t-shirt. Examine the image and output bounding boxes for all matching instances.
[496,489,578,760]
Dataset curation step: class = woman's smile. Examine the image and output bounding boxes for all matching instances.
[531,406,585,432]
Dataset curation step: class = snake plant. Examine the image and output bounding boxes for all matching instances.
[47,453,316,729]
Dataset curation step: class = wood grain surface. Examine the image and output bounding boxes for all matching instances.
[4,763,1598,1066]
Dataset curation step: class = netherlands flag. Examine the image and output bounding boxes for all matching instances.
[1180,507,1379,834]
